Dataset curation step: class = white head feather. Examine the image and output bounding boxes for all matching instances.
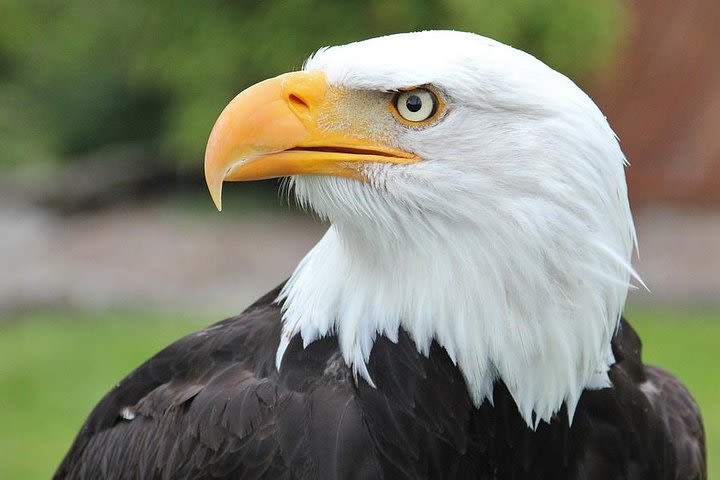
[276,30,638,427]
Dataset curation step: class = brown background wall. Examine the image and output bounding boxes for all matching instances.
[591,0,720,206]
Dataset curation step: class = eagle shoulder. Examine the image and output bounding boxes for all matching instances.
[53,285,382,480]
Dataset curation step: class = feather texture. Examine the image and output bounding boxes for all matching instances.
[282,30,638,424]
[55,286,705,479]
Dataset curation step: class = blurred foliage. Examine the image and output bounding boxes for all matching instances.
[0,0,626,174]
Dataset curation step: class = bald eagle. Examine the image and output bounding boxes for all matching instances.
[55,31,705,479]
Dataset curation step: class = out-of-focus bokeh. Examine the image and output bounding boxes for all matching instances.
[1,1,718,478]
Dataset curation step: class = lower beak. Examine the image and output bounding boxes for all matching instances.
[203,70,418,210]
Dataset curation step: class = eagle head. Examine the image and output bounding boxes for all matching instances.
[204,31,638,427]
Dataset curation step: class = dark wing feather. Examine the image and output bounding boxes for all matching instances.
[642,365,707,480]
[585,318,707,480]
[54,287,286,479]
[55,283,707,480]
[54,286,385,480]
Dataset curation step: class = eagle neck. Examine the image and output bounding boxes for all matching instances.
[277,215,626,428]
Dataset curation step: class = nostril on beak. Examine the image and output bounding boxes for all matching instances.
[287,93,311,114]
[280,71,326,119]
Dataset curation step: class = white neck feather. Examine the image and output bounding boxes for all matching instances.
[277,180,634,427]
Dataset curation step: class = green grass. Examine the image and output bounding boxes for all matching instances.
[0,311,210,480]
[0,308,718,479]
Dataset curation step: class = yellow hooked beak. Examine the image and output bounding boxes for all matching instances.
[204,71,419,210]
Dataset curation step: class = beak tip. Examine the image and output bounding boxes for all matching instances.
[206,169,224,212]
[209,187,223,212]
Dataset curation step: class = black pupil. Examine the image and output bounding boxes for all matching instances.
[405,94,422,112]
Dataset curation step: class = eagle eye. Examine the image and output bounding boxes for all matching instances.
[391,87,442,126]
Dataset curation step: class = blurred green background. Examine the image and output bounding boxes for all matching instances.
[1,0,718,478]
[1,0,623,175]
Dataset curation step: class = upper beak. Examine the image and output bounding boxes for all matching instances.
[204,70,418,210]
